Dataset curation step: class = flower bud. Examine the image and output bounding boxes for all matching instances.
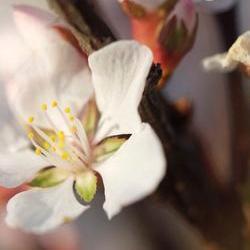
[119,0,198,86]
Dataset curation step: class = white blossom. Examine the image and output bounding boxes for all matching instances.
[0,5,166,233]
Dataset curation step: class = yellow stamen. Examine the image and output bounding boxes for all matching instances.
[61,151,69,160]
[28,132,34,139]
[57,131,65,148]
[58,131,65,139]
[43,142,51,150]
[69,115,75,122]
[51,100,58,108]
[64,107,71,113]
[35,148,41,155]
[41,103,47,111]
[52,147,56,152]
[50,135,56,142]
[28,116,34,123]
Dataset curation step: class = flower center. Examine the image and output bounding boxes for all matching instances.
[25,99,129,203]
[27,100,91,174]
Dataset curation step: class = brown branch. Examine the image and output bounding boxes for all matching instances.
[48,0,115,53]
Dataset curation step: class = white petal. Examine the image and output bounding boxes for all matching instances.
[0,124,29,153]
[0,27,30,79]
[0,150,50,188]
[118,0,166,10]
[89,40,153,133]
[6,178,87,234]
[4,5,93,125]
[202,53,238,73]
[95,124,166,219]
[13,5,59,51]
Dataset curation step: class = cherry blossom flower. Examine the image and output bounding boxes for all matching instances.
[202,31,250,77]
[0,5,166,234]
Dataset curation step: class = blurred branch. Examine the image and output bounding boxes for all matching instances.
[216,6,250,186]
[48,0,115,53]
[140,65,245,250]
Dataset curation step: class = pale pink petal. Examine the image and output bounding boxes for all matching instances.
[3,6,93,126]
[0,124,28,153]
[0,150,50,188]
[6,178,88,234]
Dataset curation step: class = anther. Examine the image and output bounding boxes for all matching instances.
[41,103,47,111]
[51,100,58,108]
[28,116,34,123]
[64,107,71,113]
[61,151,69,160]
[43,142,51,150]
[28,132,34,139]
[35,148,41,155]
[58,131,65,139]
[50,135,56,142]
[69,115,75,122]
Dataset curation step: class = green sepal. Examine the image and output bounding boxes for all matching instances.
[93,134,131,162]
[74,171,97,203]
[29,167,70,188]
[80,98,100,139]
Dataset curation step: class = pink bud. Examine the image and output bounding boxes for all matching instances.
[119,0,198,86]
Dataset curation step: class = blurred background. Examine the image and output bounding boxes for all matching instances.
[0,0,250,249]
